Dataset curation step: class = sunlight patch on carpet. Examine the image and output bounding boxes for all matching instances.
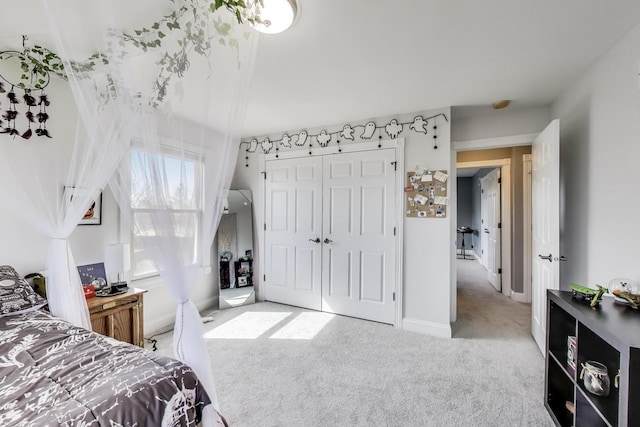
[269,312,334,340]
[204,312,291,339]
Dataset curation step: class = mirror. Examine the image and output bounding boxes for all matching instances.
[217,189,255,309]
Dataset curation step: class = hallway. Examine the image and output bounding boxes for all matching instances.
[453,258,533,340]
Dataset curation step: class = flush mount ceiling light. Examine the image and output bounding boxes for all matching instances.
[253,0,298,34]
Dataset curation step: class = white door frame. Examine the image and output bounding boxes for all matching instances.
[456,158,511,298]
[517,153,532,303]
[451,133,536,321]
[259,138,405,328]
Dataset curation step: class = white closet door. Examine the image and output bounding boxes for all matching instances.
[265,156,323,310]
[321,149,396,324]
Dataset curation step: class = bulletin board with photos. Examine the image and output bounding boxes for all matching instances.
[405,170,449,218]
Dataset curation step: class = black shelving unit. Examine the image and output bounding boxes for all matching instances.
[234,259,253,288]
[545,290,640,427]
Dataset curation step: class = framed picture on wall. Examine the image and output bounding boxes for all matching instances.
[64,187,103,225]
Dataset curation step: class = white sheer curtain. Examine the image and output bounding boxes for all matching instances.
[0,71,129,330]
[44,0,257,421]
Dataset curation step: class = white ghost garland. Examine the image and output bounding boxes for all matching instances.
[247,113,447,155]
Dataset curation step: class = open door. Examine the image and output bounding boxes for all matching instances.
[531,120,560,353]
[481,168,501,291]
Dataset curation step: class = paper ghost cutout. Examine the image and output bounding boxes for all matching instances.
[295,130,308,146]
[261,137,273,154]
[340,124,355,140]
[247,138,258,153]
[280,133,292,148]
[409,116,428,134]
[317,130,331,147]
[361,121,376,139]
[385,119,403,139]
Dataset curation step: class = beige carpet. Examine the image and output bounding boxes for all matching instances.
[151,259,553,426]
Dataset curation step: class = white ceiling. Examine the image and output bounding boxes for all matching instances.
[5,1,640,140]
[243,0,640,137]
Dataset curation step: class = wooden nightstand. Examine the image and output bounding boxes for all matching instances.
[87,288,147,347]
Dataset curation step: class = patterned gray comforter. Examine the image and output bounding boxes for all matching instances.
[0,309,211,426]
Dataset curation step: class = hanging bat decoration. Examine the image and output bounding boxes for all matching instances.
[23,92,37,107]
[7,88,20,104]
[0,40,55,141]
[3,110,18,121]
[39,94,50,107]
[36,89,52,138]
[35,128,52,138]
[36,112,49,123]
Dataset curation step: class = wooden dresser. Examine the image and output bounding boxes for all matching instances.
[87,288,147,347]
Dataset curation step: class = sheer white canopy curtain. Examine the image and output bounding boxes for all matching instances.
[0,83,129,330]
[44,0,258,420]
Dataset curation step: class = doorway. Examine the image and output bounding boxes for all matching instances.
[456,158,513,299]
[454,145,533,336]
[457,166,503,291]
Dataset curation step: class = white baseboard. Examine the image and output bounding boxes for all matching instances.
[403,317,452,339]
[511,291,529,303]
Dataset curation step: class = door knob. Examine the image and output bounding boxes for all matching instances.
[554,256,567,262]
[538,254,553,262]
[309,238,320,243]
[324,238,333,244]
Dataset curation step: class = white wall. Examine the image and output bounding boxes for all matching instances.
[0,74,218,337]
[233,107,453,338]
[451,105,551,143]
[552,22,640,288]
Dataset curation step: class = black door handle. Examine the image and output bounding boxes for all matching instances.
[538,254,553,262]
[309,238,320,243]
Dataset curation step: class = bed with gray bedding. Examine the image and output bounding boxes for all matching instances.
[0,265,213,426]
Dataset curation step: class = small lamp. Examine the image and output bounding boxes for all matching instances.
[105,243,131,292]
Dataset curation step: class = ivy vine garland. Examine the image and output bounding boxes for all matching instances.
[11,0,262,106]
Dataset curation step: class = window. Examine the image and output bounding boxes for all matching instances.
[130,147,203,278]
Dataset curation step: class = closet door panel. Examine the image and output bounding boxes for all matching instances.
[321,149,396,324]
[265,157,322,310]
